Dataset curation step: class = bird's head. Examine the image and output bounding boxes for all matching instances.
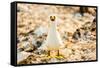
[50,16,56,21]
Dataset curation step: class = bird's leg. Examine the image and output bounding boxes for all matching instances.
[48,50,50,56]
[56,50,64,59]
[48,50,58,58]
[57,50,59,56]
[47,50,51,58]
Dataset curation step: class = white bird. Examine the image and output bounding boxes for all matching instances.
[39,15,64,58]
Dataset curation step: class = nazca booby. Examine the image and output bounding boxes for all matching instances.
[39,15,64,57]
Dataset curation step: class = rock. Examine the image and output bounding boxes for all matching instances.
[73,13,82,20]
[34,26,48,37]
[72,29,81,40]
[59,48,72,58]
[17,48,24,53]
[36,41,42,48]
[28,35,37,47]
[79,7,88,16]
[17,38,20,43]
[17,51,31,63]
[83,31,91,41]
[18,41,35,52]
[34,49,47,55]
[22,37,28,41]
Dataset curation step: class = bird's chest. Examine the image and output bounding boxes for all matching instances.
[46,23,62,45]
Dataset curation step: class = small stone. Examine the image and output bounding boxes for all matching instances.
[36,41,42,48]
[17,51,31,63]
[34,26,48,37]
[59,48,72,58]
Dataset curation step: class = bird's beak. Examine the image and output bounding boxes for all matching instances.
[50,16,56,21]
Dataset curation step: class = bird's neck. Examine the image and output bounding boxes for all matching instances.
[50,22,57,29]
[48,21,57,35]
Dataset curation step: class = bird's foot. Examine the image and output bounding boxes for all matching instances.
[55,55,64,59]
[47,56,52,59]
[47,55,64,59]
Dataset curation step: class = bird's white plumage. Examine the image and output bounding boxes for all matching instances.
[39,21,64,50]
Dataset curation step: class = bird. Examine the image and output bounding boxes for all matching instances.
[39,15,64,58]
